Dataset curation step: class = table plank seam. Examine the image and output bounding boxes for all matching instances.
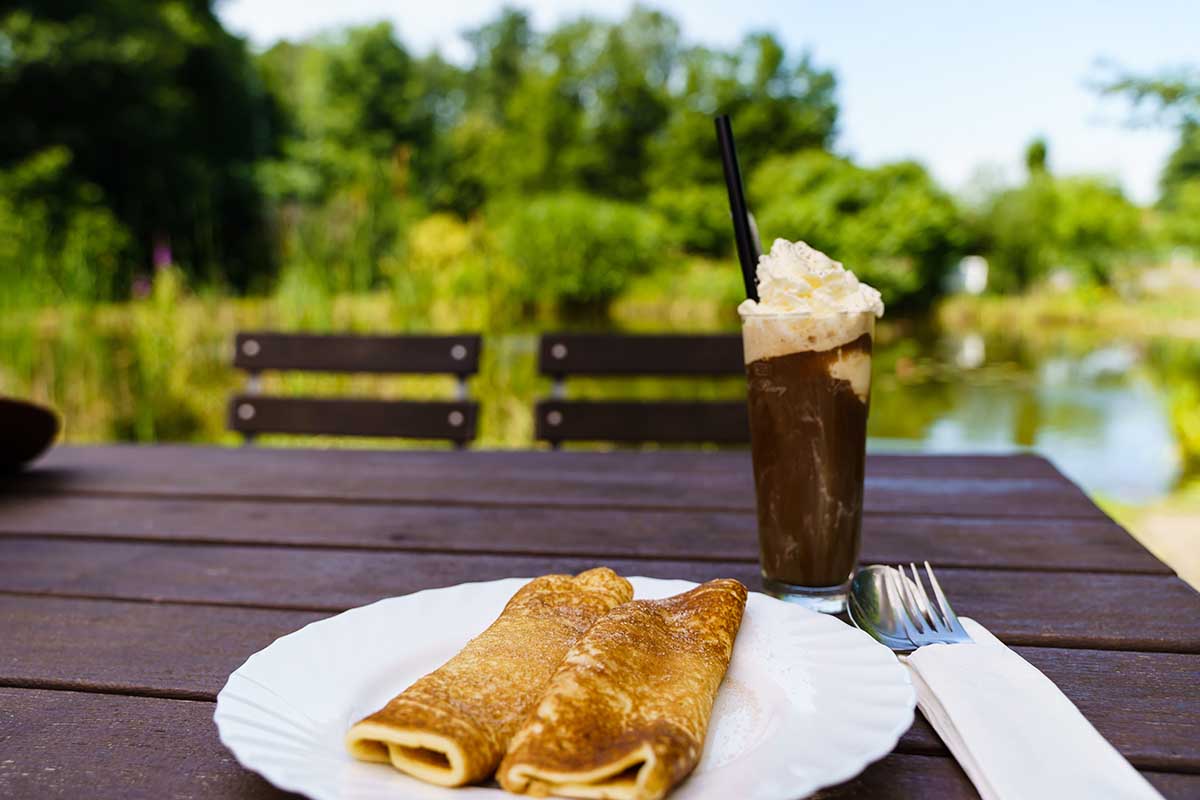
[6,487,1110,520]
[2,587,1196,654]
[0,531,1174,575]
[0,587,342,615]
[887,739,1200,776]
[0,677,212,702]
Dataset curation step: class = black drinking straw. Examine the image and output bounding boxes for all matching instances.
[715,115,761,302]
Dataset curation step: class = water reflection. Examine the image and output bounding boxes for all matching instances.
[869,324,1186,505]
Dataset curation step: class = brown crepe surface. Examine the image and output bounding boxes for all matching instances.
[345,567,633,786]
[498,578,748,800]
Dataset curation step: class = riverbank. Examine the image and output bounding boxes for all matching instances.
[938,285,1200,341]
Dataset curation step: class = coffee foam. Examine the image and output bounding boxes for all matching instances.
[740,312,873,361]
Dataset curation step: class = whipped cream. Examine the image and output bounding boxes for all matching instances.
[738,239,884,318]
[738,240,882,401]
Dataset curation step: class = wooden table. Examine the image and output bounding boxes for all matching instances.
[2,445,1198,799]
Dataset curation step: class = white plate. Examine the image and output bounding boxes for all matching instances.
[215,577,914,800]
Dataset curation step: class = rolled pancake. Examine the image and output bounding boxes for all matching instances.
[346,568,633,786]
[499,578,747,800]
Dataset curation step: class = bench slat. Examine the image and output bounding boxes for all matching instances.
[535,399,748,444]
[228,396,477,442]
[233,332,481,374]
[538,333,743,376]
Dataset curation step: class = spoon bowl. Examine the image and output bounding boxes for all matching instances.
[848,565,919,651]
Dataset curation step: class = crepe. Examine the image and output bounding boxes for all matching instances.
[498,578,747,800]
[345,568,633,787]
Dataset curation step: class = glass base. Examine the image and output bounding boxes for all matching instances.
[762,576,850,614]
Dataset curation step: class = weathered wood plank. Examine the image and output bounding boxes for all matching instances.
[0,592,1196,772]
[537,333,744,376]
[818,753,1200,799]
[1,689,1196,799]
[0,689,295,799]
[0,540,1192,652]
[0,494,1164,573]
[232,332,481,375]
[534,399,749,444]
[12,446,1105,519]
[0,595,323,700]
[227,396,478,442]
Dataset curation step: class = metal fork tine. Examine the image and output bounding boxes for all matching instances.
[899,564,935,633]
[883,567,921,646]
[924,561,969,637]
[909,563,950,634]
[894,565,931,642]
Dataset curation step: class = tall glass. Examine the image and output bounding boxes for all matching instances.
[740,309,875,613]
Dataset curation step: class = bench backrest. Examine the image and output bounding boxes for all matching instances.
[228,332,481,444]
[534,333,748,445]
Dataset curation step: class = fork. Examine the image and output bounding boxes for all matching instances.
[860,562,1163,800]
[884,562,973,647]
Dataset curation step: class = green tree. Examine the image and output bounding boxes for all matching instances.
[1025,138,1048,174]
[1161,121,1200,208]
[438,8,837,213]
[748,151,965,309]
[463,8,532,121]
[1095,63,1200,206]
[493,192,673,315]
[647,34,838,189]
[0,0,278,289]
[974,141,1143,289]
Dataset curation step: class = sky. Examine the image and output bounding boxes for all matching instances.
[216,0,1194,204]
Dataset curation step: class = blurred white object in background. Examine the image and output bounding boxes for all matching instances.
[955,333,986,369]
[949,255,989,295]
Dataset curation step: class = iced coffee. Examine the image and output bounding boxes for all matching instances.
[739,240,884,612]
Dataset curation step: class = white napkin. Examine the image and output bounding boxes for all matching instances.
[902,618,1162,800]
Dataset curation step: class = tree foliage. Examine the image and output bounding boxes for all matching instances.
[5,3,1176,314]
[972,141,1143,291]
[748,151,966,309]
[1096,63,1200,211]
[0,0,278,287]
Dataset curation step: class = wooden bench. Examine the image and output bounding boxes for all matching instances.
[228,332,481,446]
[534,333,748,447]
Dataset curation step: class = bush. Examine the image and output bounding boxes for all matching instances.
[748,151,965,309]
[1161,179,1200,250]
[493,192,674,315]
[392,212,521,329]
[975,174,1143,290]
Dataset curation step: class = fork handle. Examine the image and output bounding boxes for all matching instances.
[903,619,1161,800]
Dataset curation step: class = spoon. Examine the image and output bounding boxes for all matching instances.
[848,565,924,652]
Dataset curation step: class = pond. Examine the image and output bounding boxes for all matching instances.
[866,324,1187,506]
